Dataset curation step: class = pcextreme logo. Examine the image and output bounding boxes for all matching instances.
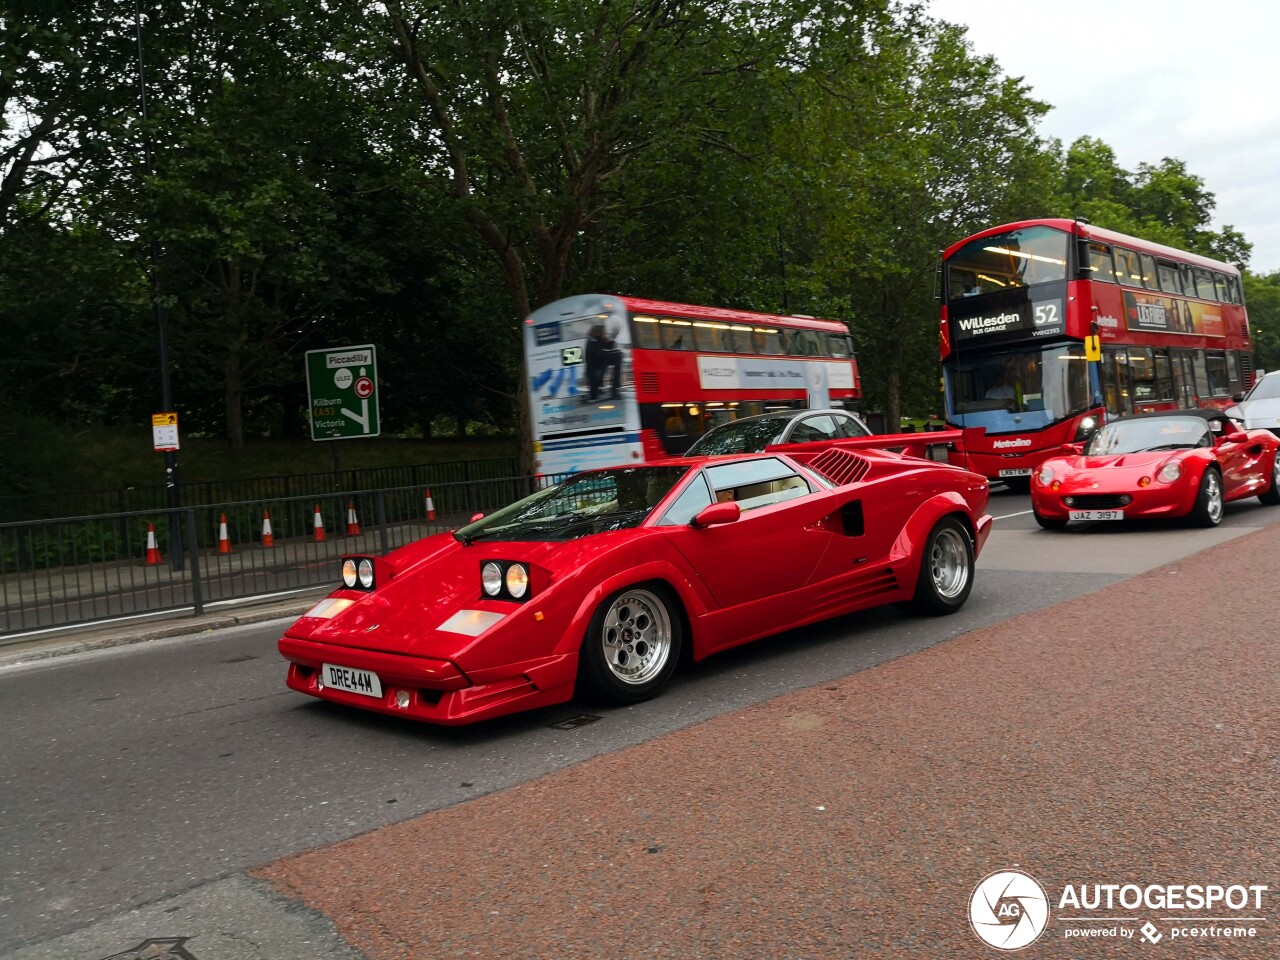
[968,870,1269,950]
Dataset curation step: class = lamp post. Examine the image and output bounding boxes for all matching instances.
[133,0,183,570]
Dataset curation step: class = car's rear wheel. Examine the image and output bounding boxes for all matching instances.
[1033,506,1068,530]
[908,517,974,616]
[579,584,682,705]
[1189,467,1224,527]
[1259,448,1280,505]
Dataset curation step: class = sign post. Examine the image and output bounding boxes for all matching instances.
[151,412,179,452]
[305,345,380,505]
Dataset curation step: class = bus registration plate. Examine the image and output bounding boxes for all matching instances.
[998,468,1033,477]
[1069,510,1124,522]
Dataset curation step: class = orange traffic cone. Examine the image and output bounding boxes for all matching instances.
[313,503,326,542]
[144,522,162,565]
[424,487,437,521]
[217,513,233,554]
[261,509,274,548]
[346,500,361,536]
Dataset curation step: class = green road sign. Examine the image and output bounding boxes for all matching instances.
[305,344,380,440]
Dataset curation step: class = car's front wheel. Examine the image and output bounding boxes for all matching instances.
[579,584,682,705]
[908,517,975,615]
[1033,506,1068,530]
[1189,466,1224,527]
[1259,448,1280,506]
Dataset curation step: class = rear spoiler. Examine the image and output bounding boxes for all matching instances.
[766,427,986,462]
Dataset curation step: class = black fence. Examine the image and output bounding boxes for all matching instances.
[0,456,519,523]
[0,471,567,642]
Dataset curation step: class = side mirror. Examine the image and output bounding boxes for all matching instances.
[1222,430,1249,444]
[1232,392,1246,403]
[690,502,741,528]
[469,512,485,523]
[1059,443,1084,455]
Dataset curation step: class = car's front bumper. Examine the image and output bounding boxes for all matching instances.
[1032,481,1197,521]
[279,635,577,725]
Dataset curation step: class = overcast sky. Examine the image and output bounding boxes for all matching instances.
[926,0,1280,274]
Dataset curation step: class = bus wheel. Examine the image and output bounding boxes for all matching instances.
[579,584,682,704]
[909,517,974,616]
[1259,448,1280,506]
[1033,507,1068,530]
[1189,467,1224,527]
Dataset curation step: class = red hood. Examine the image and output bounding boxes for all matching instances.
[1046,450,1183,485]
[285,529,646,659]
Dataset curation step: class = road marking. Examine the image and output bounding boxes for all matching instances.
[994,509,1034,520]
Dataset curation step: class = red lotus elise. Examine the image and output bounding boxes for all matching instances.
[278,445,992,725]
[1031,409,1280,530]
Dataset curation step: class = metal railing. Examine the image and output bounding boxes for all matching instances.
[0,455,519,522]
[0,471,560,642]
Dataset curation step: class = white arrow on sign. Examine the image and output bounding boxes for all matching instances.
[340,398,370,433]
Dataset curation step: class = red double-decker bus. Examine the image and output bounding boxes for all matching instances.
[939,218,1254,487]
[525,294,862,474]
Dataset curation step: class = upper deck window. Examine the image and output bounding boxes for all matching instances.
[1115,247,1144,287]
[946,225,1069,301]
[1086,242,1117,282]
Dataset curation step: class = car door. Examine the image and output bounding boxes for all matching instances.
[1215,429,1269,498]
[659,458,834,608]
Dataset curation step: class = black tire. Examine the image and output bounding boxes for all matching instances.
[908,517,975,616]
[1188,466,1224,527]
[578,583,683,705]
[1033,506,1068,530]
[1259,448,1280,505]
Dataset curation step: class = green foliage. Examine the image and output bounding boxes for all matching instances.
[1244,272,1280,374]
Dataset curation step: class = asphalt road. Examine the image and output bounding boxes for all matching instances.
[2,487,1278,954]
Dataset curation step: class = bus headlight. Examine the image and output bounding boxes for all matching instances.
[1157,461,1183,483]
[1074,416,1099,441]
[481,562,503,596]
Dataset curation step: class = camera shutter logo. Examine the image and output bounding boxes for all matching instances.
[969,869,1050,951]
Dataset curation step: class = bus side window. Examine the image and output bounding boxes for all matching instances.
[1139,253,1158,289]
[827,334,850,358]
[753,327,784,355]
[1214,273,1231,303]
[1101,345,1130,416]
[1154,350,1174,402]
[1157,260,1180,293]
[1205,352,1230,396]
[1115,248,1143,287]
[633,315,661,349]
[1088,242,1116,282]
[660,318,694,350]
[1194,268,1217,301]
[729,324,755,354]
[1179,265,1197,298]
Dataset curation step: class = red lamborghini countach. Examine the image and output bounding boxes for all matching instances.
[279,446,992,725]
[1031,409,1280,529]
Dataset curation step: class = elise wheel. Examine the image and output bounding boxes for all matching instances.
[1189,467,1224,527]
[909,517,975,616]
[1033,506,1068,530]
[1259,448,1280,506]
[579,585,682,705]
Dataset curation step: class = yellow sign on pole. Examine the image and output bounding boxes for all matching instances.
[152,412,180,451]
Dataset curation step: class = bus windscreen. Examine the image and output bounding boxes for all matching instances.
[946,225,1069,301]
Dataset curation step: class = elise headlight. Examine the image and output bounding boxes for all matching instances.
[505,563,529,599]
[358,558,375,589]
[341,559,358,589]
[481,562,504,596]
[1037,464,1055,486]
[1157,460,1183,483]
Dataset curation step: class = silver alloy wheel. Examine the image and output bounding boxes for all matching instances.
[929,527,971,599]
[1273,450,1280,488]
[1205,470,1224,523]
[600,588,673,686]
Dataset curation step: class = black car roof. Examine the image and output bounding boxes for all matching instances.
[1108,408,1234,425]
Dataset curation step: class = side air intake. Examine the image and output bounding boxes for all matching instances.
[808,449,871,486]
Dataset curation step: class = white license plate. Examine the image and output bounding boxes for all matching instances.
[1069,510,1124,522]
[320,663,383,698]
[999,468,1033,477]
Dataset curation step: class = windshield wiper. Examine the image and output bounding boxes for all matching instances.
[1139,443,1196,452]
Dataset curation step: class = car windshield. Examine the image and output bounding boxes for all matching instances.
[1084,417,1212,456]
[946,225,1070,301]
[453,466,690,543]
[1246,376,1280,401]
[685,417,791,456]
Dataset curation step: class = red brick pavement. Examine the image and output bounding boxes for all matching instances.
[256,524,1280,959]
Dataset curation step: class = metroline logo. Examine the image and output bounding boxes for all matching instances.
[992,438,1032,449]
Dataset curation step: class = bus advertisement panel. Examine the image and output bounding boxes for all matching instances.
[940,218,1252,486]
[526,295,862,476]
